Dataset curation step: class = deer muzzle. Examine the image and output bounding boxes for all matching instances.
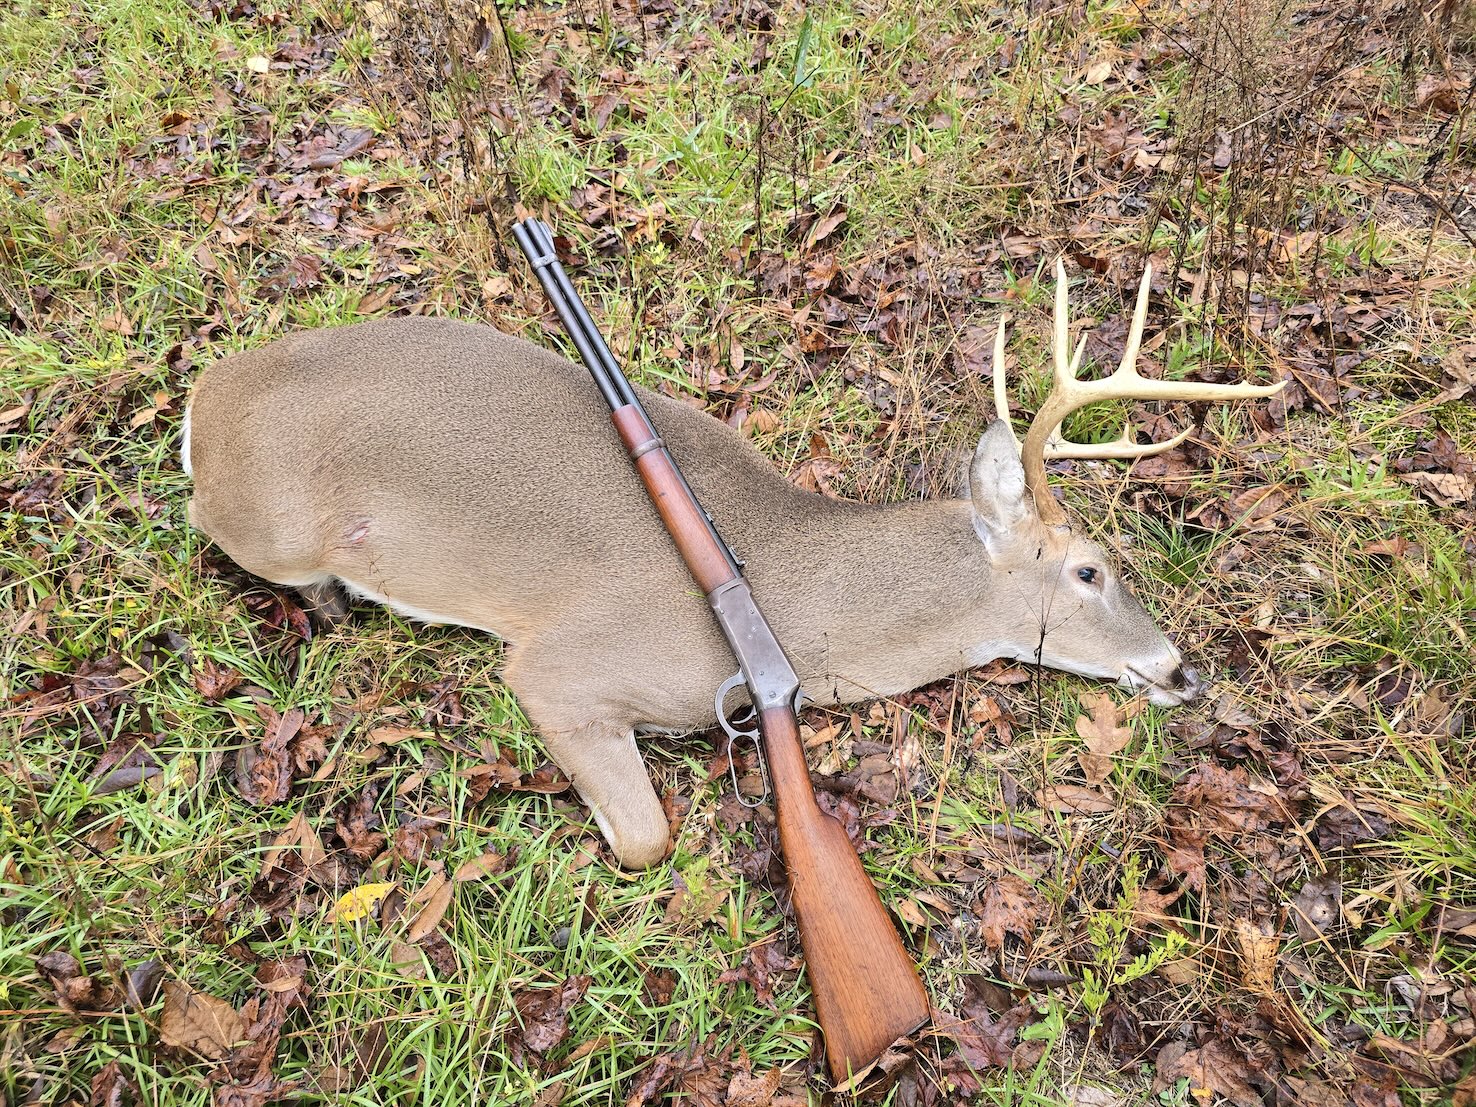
[1122,659,1203,706]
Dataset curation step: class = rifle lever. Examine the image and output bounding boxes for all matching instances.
[716,670,769,808]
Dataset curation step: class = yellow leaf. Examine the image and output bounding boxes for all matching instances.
[246,55,270,74]
[329,881,395,924]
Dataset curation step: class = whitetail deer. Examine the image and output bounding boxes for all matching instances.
[184,260,1283,868]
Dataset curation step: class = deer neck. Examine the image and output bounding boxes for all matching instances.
[761,496,1009,705]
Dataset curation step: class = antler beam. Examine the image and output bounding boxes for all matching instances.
[992,259,1286,525]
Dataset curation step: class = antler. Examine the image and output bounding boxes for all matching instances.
[992,258,1286,526]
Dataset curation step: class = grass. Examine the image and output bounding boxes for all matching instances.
[4,0,1476,1104]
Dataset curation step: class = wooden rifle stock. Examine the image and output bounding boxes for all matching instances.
[757,704,934,1079]
[515,219,929,1082]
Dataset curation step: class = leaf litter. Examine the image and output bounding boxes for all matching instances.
[5,0,1476,1102]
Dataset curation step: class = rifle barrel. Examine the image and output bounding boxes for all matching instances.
[532,220,641,411]
[511,220,625,412]
[513,218,737,578]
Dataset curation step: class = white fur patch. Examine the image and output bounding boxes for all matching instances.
[964,639,1013,668]
[181,402,193,477]
[336,575,500,636]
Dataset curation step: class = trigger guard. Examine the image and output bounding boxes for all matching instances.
[715,671,757,741]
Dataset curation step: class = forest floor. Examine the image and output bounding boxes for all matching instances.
[3,0,1475,1104]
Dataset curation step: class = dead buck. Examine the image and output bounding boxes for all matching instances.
[184,260,1283,868]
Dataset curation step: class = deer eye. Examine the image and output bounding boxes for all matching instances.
[1077,567,1099,584]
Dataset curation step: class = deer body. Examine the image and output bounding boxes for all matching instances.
[189,266,1280,868]
[187,317,1015,707]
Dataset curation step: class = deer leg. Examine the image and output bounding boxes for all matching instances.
[538,722,671,869]
[297,578,350,630]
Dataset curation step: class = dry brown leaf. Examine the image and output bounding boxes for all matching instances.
[35,952,122,1013]
[406,875,454,942]
[238,706,303,807]
[1401,471,1474,507]
[976,875,1041,948]
[1172,763,1285,833]
[261,812,324,875]
[1232,917,1278,995]
[46,1026,87,1054]
[727,1066,782,1107]
[453,850,507,882]
[387,942,426,979]
[159,981,242,1061]
[367,725,431,745]
[1152,1038,1260,1106]
[1076,692,1132,786]
[716,940,799,1008]
[804,207,846,250]
[194,658,244,702]
[1415,74,1464,113]
[91,1059,136,1107]
[1040,785,1115,814]
[511,975,592,1060]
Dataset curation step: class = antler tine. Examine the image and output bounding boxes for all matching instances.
[1042,423,1192,460]
[1019,260,1287,525]
[990,314,1019,448]
[1053,258,1077,388]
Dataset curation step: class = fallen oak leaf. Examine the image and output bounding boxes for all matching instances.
[90,1059,136,1107]
[460,758,571,802]
[510,975,592,1062]
[716,939,799,1008]
[642,968,676,1006]
[1151,1038,1260,1107]
[334,787,386,860]
[726,1066,782,1107]
[236,706,303,807]
[194,658,244,702]
[159,981,243,1062]
[929,1001,1031,1071]
[1076,692,1132,787]
[1171,763,1287,834]
[975,875,1042,948]
[36,952,122,1013]
[255,956,308,1010]
[1401,470,1474,507]
[622,1036,733,1107]
[211,989,301,1107]
[1040,785,1115,814]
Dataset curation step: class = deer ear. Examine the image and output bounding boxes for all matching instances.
[969,419,1036,551]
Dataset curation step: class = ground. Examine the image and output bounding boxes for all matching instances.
[2,0,1475,1105]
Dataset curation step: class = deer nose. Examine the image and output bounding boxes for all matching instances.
[1172,664,1203,700]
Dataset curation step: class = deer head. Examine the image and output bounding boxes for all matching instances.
[973,259,1285,705]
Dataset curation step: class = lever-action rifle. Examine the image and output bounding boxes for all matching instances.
[513,218,929,1082]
